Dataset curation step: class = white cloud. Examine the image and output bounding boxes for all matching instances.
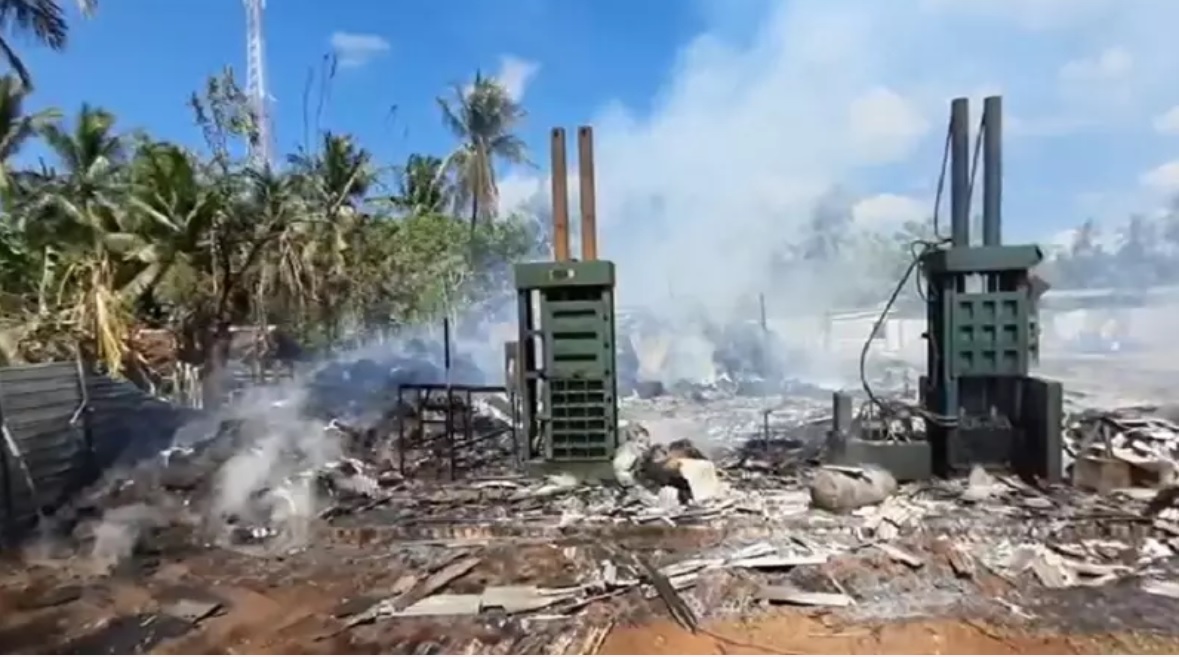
[1154,106,1179,135]
[329,31,390,69]
[852,194,928,227]
[1008,114,1093,137]
[494,55,540,102]
[922,0,1116,30]
[1141,161,1179,195]
[498,0,1179,319]
[846,88,929,164]
[1059,47,1134,85]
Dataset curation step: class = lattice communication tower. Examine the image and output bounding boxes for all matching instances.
[243,0,274,167]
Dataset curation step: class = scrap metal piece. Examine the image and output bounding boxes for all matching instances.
[756,586,854,607]
[876,543,924,569]
[619,547,698,633]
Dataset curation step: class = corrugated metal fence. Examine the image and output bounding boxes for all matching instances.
[0,362,198,543]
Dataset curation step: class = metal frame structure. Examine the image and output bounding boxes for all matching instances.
[921,96,1062,480]
[395,383,516,480]
[512,127,620,470]
[828,95,1063,482]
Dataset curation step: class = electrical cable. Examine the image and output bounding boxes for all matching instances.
[857,112,971,429]
[919,110,985,384]
[857,237,955,427]
[931,117,951,240]
[966,110,986,224]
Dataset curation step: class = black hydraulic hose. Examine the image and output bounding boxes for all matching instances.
[858,114,960,428]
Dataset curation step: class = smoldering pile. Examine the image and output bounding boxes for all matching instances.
[48,354,516,565]
[618,310,853,401]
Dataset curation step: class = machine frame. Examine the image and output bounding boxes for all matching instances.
[828,96,1064,482]
[510,127,621,473]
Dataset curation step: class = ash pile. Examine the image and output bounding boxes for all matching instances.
[328,422,1179,636]
[44,353,517,564]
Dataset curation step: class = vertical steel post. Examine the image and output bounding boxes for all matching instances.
[397,386,406,475]
[577,126,598,261]
[443,317,453,478]
[982,96,1003,247]
[550,128,571,262]
[950,97,971,248]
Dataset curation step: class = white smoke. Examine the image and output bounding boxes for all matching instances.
[211,383,342,546]
[199,328,506,547]
[498,0,1179,382]
[90,504,162,572]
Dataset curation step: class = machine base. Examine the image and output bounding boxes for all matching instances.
[522,458,619,483]
[825,377,1063,483]
[826,435,933,482]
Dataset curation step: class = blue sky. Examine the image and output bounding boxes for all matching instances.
[24,0,707,168]
[19,0,1179,261]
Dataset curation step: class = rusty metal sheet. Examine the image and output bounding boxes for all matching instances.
[0,363,198,544]
[0,362,86,535]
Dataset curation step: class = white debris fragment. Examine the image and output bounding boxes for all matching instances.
[961,465,1004,502]
[656,486,682,512]
[1029,550,1074,589]
[809,464,897,514]
[677,458,725,502]
[729,554,827,569]
[1141,579,1179,599]
[547,473,580,489]
[612,433,649,487]
[757,585,854,607]
[1138,537,1173,564]
[876,543,924,568]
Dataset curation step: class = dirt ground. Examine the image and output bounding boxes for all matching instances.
[0,538,629,654]
[600,614,1179,655]
[6,513,1179,654]
[6,528,1179,654]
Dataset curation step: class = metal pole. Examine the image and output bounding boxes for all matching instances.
[443,317,454,479]
[950,97,971,248]
[550,128,571,262]
[443,317,452,378]
[397,386,406,476]
[577,126,598,261]
[982,95,1003,247]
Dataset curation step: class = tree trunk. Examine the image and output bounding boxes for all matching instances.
[199,320,231,411]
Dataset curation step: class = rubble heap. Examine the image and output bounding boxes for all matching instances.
[12,368,1179,653]
[1064,407,1179,490]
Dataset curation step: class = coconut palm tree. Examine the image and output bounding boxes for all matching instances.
[0,73,56,196]
[283,131,376,338]
[391,153,450,215]
[33,102,124,243]
[0,0,97,90]
[125,140,220,317]
[437,72,528,228]
[31,102,142,371]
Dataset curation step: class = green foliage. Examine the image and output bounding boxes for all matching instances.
[437,71,530,226]
[0,53,538,373]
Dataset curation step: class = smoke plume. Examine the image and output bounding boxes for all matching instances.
[497,0,1179,384]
